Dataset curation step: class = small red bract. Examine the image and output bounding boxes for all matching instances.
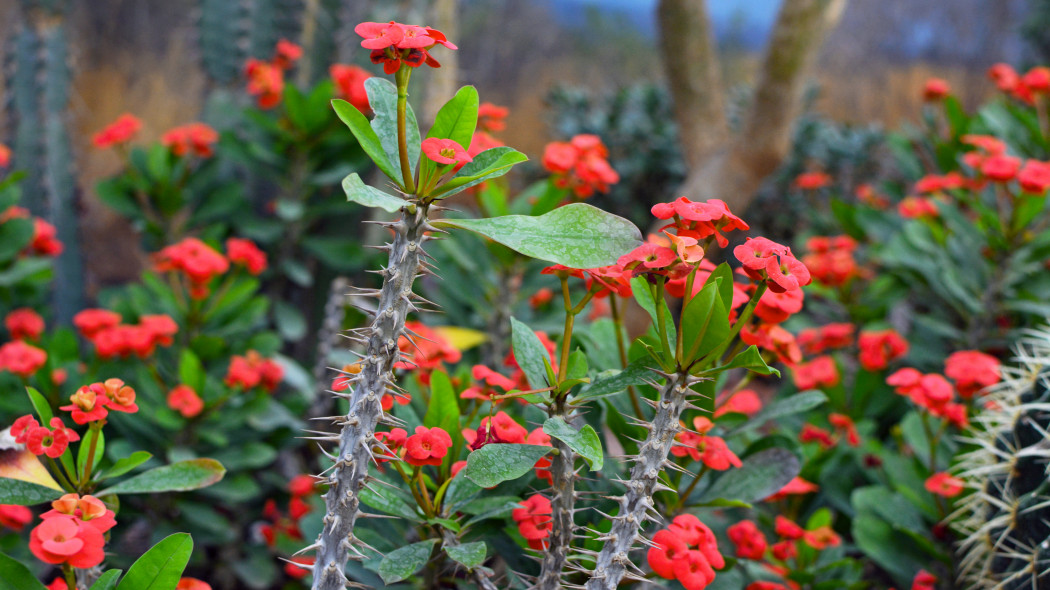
[404,425,452,466]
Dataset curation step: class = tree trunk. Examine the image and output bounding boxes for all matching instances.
[669,0,848,213]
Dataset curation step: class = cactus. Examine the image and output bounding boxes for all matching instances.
[4,0,82,323]
[955,326,1050,589]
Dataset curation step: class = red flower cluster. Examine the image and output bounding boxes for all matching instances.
[460,364,522,404]
[922,77,951,101]
[12,415,79,458]
[799,423,835,449]
[244,40,302,109]
[912,569,938,590]
[673,417,742,471]
[735,237,812,294]
[713,389,762,418]
[797,323,854,355]
[92,113,142,149]
[988,63,1050,104]
[0,504,32,531]
[355,21,457,74]
[647,514,724,590]
[153,238,230,299]
[161,123,219,158]
[332,362,411,410]
[897,196,939,219]
[512,494,552,550]
[944,349,1000,398]
[5,308,44,340]
[729,516,840,586]
[167,384,204,418]
[728,520,767,559]
[29,494,114,568]
[766,476,819,502]
[60,379,138,424]
[887,369,968,428]
[857,329,909,371]
[802,235,865,287]
[330,64,372,114]
[741,324,802,366]
[395,321,462,375]
[477,103,509,133]
[226,238,267,275]
[225,351,283,392]
[652,197,749,249]
[0,340,46,377]
[793,171,832,190]
[541,134,620,199]
[73,309,178,360]
[404,426,452,466]
[791,355,840,390]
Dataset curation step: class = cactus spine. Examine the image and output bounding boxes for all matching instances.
[585,371,698,589]
[309,205,433,590]
[955,326,1050,589]
[538,434,577,589]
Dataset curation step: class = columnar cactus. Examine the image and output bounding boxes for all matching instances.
[955,326,1050,589]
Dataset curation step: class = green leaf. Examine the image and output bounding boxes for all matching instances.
[377,539,438,584]
[704,345,780,377]
[543,417,603,471]
[431,147,528,199]
[0,551,47,590]
[510,317,553,390]
[359,486,422,521]
[331,99,400,184]
[463,444,552,488]
[573,362,652,403]
[88,570,123,590]
[424,370,460,438]
[437,203,642,268]
[342,172,405,213]
[116,533,193,590]
[445,541,487,570]
[97,459,225,496]
[680,280,730,364]
[78,428,105,479]
[0,217,34,261]
[25,386,54,424]
[367,77,421,181]
[178,350,205,394]
[707,263,735,313]
[0,477,63,505]
[274,300,307,342]
[419,86,479,190]
[100,451,153,480]
[631,276,676,352]
[698,448,800,504]
[731,390,827,435]
[852,514,930,585]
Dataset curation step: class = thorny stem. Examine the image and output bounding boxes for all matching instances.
[610,295,645,418]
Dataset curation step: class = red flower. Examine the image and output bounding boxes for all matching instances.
[774,516,805,540]
[355,21,456,73]
[699,436,741,471]
[767,476,819,502]
[672,549,716,590]
[5,308,44,340]
[897,196,939,219]
[330,64,372,114]
[791,356,840,390]
[989,63,1020,93]
[73,309,121,339]
[747,583,790,590]
[617,242,677,273]
[755,287,804,324]
[799,423,835,449]
[10,415,38,444]
[925,472,964,497]
[395,321,462,372]
[244,59,284,109]
[0,144,9,168]
[654,197,749,247]
[802,525,841,550]
[771,540,797,561]
[944,350,1000,398]
[374,428,407,462]
[734,237,810,293]
[980,154,1022,182]
[225,351,283,392]
[176,579,212,590]
[669,514,724,569]
[98,379,137,413]
[740,323,802,365]
[284,556,314,579]
[477,102,509,133]
[421,137,472,166]
[0,504,32,530]
[162,123,219,158]
[404,426,452,466]
[912,569,937,590]
[356,21,408,50]
[92,114,142,149]
[797,322,854,355]
[529,287,554,308]
[480,411,528,444]
[857,329,909,371]
[828,413,861,446]
[0,340,47,377]
[140,314,178,348]
[541,135,619,198]
[648,528,690,579]
[273,39,302,70]
[41,494,116,535]
[802,235,863,287]
[154,238,229,298]
[512,494,552,550]
[793,172,832,190]
[727,520,767,560]
[60,386,110,425]
[167,385,204,418]
[47,579,68,590]
[714,389,762,418]
[226,238,267,275]
[923,78,951,101]
[289,475,318,497]
[29,515,107,568]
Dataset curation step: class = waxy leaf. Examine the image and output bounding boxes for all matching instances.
[543,417,604,471]
[698,448,799,504]
[97,458,225,496]
[367,77,421,181]
[445,541,487,570]
[377,539,438,584]
[463,444,552,488]
[331,99,400,184]
[439,203,642,268]
[419,86,479,190]
[100,451,153,480]
[631,276,676,352]
[360,486,422,521]
[424,370,460,437]
[0,551,47,590]
[431,147,528,199]
[116,533,192,590]
[78,428,105,478]
[573,362,652,402]
[0,477,63,505]
[680,280,730,364]
[731,390,827,435]
[25,386,53,424]
[704,345,780,377]
[707,262,735,313]
[510,317,552,391]
[88,570,123,590]
[342,172,405,213]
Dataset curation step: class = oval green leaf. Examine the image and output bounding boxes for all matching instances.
[0,477,63,506]
[431,147,528,199]
[510,317,552,391]
[377,539,438,584]
[542,417,604,471]
[698,448,800,504]
[445,541,487,570]
[437,203,642,268]
[342,173,405,213]
[97,459,225,496]
[331,99,400,184]
[100,451,153,481]
[366,77,421,180]
[0,551,47,590]
[116,533,193,590]
[463,444,552,488]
